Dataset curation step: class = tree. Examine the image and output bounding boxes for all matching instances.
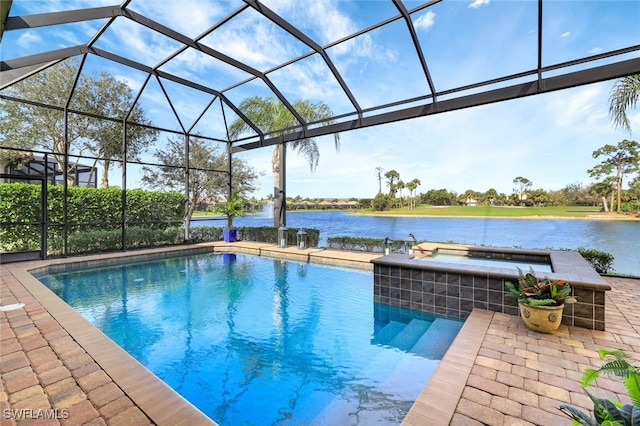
[375,166,384,194]
[141,137,260,237]
[423,188,456,206]
[528,188,550,207]
[371,192,389,211]
[609,74,640,133]
[83,72,157,187]
[589,179,616,212]
[0,60,156,186]
[588,139,640,213]
[396,180,405,208]
[406,178,421,209]
[483,188,499,205]
[384,169,400,198]
[629,174,640,200]
[228,96,339,227]
[561,181,592,206]
[513,176,532,206]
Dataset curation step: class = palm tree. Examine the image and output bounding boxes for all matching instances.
[406,178,421,209]
[609,74,640,133]
[589,179,616,212]
[228,96,339,227]
[396,180,405,208]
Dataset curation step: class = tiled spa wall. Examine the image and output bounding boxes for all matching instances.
[372,255,609,331]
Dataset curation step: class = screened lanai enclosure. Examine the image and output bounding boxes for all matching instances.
[1,0,639,262]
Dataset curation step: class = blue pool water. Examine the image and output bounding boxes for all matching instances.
[36,252,463,425]
[424,252,553,273]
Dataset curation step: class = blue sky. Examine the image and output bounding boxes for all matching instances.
[2,0,639,199]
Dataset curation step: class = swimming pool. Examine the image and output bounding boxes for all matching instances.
[35,252,462,425]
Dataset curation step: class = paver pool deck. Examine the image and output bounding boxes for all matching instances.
[1,243,639,425]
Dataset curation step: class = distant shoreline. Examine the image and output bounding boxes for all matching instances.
[193,210,640,222]
[351,212,640,221]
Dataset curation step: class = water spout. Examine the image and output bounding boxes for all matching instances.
[261,201,274,219]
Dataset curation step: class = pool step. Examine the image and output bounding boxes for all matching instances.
[410,317,463,359]
[388,319,432,351]
[375,351,440,400]
[372,320,406,345]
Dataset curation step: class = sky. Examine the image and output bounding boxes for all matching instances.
[1,0,639,199]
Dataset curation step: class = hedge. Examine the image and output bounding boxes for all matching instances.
[327,236,406,253]
[1,183,185,254]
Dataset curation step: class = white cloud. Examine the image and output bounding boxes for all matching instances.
[127,0,227,38]
[468,0,490,9]
[544,85,603,128]
[17,32,42,48]
[588,47,603,55]
[414,11,436,31]
[561,31,571,38]
[307,1,356,44]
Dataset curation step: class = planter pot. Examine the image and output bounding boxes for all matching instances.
[223,228,237,243]
[518,301,565,333]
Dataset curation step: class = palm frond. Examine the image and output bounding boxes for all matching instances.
[582,368,600,388]
[626,374,640,408]
[609,74,640,132]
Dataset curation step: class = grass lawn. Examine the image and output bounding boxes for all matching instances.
[357,205,610,218]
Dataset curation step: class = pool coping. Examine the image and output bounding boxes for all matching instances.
[3,242,487,425]
[4,249,216,426]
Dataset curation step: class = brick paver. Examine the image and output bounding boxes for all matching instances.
[449,275,640,425]
[1,266,153,426]
[2,248,639,426]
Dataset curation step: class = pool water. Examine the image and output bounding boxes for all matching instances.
[425,252,552,272]
[36,253,462,425]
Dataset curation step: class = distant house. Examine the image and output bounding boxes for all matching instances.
[1,155,97,187]
[316,199,360,209]
[465,196,478,206]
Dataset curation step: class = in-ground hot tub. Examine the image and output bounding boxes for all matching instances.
[371,243,611,330]
[414,244,553,273]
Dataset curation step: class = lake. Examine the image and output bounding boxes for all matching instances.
[193,211,640,277]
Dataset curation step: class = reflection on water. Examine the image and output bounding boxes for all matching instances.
[36,253,449,425]
[195,211,640,276]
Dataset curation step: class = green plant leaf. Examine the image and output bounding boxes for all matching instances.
[625,374,640,408]
[558,403,599,426]
[599,349,633,361]
[582,368,600,388]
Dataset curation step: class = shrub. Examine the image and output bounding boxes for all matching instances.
[47,226,184,256]
[577,248,615,274]
[327,236,407,253]
[189,226,223,243]
[371,193,389,211]
[620,200,640,215]
[0,183,185,254]
[239,226,320,247]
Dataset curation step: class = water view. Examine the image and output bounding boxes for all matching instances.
[194,211,640,276]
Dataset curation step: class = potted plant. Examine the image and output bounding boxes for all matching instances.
[505,267,576,333]
[216,191,245,243]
